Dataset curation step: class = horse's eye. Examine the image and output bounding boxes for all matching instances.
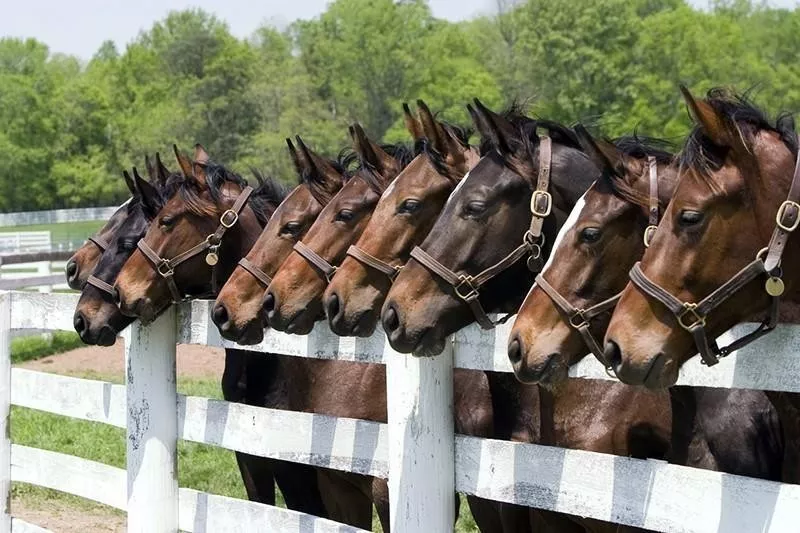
[336,209,355,222]
[282,221,303,236]
[464,201,487,217]
[399,199,421,214]
[160,215,175,228]
[580,227,602,243]
[679,210,704,227]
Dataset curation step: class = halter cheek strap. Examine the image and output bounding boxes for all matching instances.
[137,186,254,304]
[628,147,800,366]
[409,135,553,330]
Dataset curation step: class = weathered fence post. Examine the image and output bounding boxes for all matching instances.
[386,337,455,532]
[0,293,11,532]
[124,306,178,533]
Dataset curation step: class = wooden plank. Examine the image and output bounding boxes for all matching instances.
[10,444,125,510]
[9,292,78,332]
[456,435,800,533]
[178,487,368,533]
[386,339,455,532]
[0,251,73,266]
[124,308,179,533]
[0,293,10,532]
[11,518,52,533]
[0,275,64,291]
[10,369,125,428]
[179,396,388,478]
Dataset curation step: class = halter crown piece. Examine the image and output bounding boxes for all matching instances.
[409,134,554,330]
[535,156,659,372]
[628,143,800,366]
[137,186,254,304]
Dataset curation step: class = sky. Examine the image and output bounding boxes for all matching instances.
[1,0,798,60]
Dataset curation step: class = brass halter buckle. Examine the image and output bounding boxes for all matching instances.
[569,310,588,329]
[643,225,657,248]
[775,200,800,232]
[454,275,479,301]
[220,209,239,229]
[157,260,174,278]
[677,302,706,330]
[530,190,553,218]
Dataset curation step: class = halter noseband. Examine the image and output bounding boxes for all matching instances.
[136,186,254,304]
[236,257,273,288]
[627,149,800,366]
[409,135,554,330]
[535,157,659,370]
[345,245,403,281]
[87,235,110,252]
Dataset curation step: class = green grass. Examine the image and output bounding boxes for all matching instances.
[0,220,104,247]
[11,332,84,364]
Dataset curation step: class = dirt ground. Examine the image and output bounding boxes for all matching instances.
[19,339,226,380]
[12,496,125,533]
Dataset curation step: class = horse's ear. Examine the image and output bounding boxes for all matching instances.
[417,99,447,153]
[122,170,137,196]
[173,145,194,178]
[350,122,395,178]
[133,167,162,216]
[194,144,210,164]
[575,124,622,177]
[145,155,157,183]
[296,135,345,197]
[680,85,732,148]
[155,152,170,187]
[473,98,518,155]
[286,138,305,177]
[403,103,424,141]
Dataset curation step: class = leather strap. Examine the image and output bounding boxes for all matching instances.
[237,257,273,288]
[136,186,254,304]
[408,134,554,330]
[644,156,658,247]
[87,236,110,252]
[764,149,800,271]
[346,245,402,281]
[86,274,118,300]
[293,241,338,283]
[535,274,619,366]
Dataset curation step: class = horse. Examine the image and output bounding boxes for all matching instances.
[507,128,783,480]
[323,100,481,337]
[262,125,415,334]
[212,137,355,343]
[382,100,673,533]
[604,87,800,482]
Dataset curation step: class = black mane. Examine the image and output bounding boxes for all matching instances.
[298,150,355,206]
[604,135,676,209]
[678,88,797,176]
[412,121,475,178]
[477,103,581,158]
[359,142,416,195]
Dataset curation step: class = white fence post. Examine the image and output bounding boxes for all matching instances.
[124,307,178,533]
[35,263,50,294]
[0,293,10,532]
[386,338,455,532]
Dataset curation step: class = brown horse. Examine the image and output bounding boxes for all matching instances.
[262,125,415,334]
[212,138,354,343]
[507,129,783,481]
[323,100,481,336]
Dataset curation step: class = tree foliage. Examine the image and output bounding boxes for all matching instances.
[1,0,799,211]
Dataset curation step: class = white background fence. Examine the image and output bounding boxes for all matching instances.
[0,207,118,228]
[2,291,800,532]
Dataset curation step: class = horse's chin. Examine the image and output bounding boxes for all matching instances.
[411,330,447,358]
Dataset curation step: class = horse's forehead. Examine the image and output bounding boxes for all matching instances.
[540,192,588,274]
[381,155,428,200]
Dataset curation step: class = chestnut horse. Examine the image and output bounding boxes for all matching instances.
[323,100,481,336]
[383,101,673,533]
[507,129,782,480]
[604,87,800,482]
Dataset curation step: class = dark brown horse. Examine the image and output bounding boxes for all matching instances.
[212,138,354,343]
[323,100,481,336]
[507,129,783,481]
[262,125,415,334]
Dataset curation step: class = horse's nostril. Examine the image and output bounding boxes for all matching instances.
[508,335,523,364]
[74,313,86,335]
[605,340,623,372]
[263,292,276,314]
[65,260,78,279]
[382,305,400,333]
[113,287,122,306]
[212,304,229,327]
[325,293,340,319]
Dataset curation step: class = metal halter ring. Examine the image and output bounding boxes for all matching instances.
[220,209,239,229]
[775,200,800,232]
[569,310,588,329]
[643,225,657,248]
[325,266,338,284]
[530,190,553,218]
[454,276,479,301]
[677,303,706,331]
[157,261,174,278]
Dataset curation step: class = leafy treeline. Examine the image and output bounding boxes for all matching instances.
[1,0,799,211]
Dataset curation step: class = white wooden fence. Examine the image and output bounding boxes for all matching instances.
[2,291,800,532]
[0,233,51,254]
[0,207,118,228]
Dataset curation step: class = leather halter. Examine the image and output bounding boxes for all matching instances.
[346,245,402,281]
[628,150,800,366]
[534,157,658,369]
[87,235,110,252]
[410,135,554,330]
[237,257,273,288]
[86,274,118,300]
[136,186,254,304]
[293,240,338,284]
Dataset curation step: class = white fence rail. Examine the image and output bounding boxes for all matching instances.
[0,207,118,228]
[0,233,51,255]
[2,291,800,532]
